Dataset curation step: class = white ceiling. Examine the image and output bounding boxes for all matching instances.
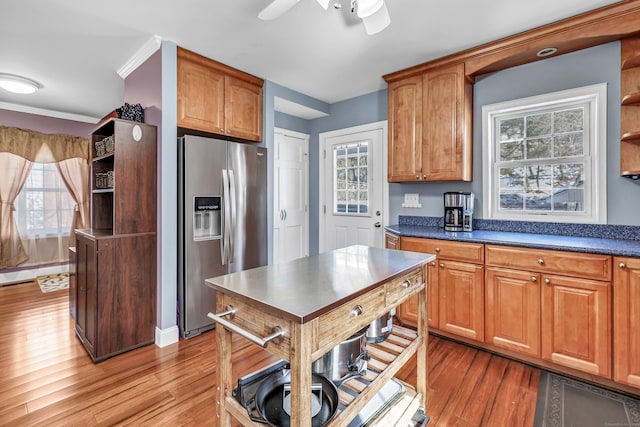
[0,0,621,122]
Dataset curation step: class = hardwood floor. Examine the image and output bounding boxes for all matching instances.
[0,281,540,426]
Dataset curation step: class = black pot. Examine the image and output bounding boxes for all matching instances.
[250,369,339,427]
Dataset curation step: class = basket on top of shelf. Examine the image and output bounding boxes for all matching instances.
[95,171,114,189]
[94,135,115,157]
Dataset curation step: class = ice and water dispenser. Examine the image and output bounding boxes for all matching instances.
[193,196,221,240]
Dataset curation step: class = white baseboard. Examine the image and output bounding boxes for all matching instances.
[0,264,69,286]
[155,325,179,348]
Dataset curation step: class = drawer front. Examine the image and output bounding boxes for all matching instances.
[217,293,292,361]
[401,237,484,263]
[485,245,612,281]
[385,267,424,307]
[315,287,385,354]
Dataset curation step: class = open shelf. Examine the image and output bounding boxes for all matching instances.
[621,131,640,143]
[622,92,640,106]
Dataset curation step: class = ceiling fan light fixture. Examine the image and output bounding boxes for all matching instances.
[362,1,390,35]
[356,0,384,18]
[0,73,41,94]
[316,0,330,10]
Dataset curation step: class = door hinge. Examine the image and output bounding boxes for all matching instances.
[323,205,326,214]
[323,149,326,159]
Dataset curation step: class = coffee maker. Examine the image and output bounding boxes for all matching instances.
[444,192,474,232]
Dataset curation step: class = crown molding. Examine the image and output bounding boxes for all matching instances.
[0,101,100,123]
[117,35,162,79]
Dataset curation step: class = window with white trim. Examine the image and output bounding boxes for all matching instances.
[482,83,607,224]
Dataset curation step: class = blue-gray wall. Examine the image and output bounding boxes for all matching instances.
[388,41,640,226]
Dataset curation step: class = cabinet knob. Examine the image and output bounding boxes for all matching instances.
[531,277,537,283]
[619,262,626,269]
[402,279,411,288]
[435,247,440,252]
[439,263,444,268]
[537,259,544,265]
[350,304,364,317]
[430,261,436,266]
[415,175,420,180]
[544,278,551,285]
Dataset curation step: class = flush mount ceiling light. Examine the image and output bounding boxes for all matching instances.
[536,47,558,57]
[0,73,41,94]
[258,0,390,35]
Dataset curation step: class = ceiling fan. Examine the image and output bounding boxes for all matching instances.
[258,0,391,35]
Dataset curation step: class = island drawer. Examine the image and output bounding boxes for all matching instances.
[485,244,612,281]
[215,293,292,361]
[401,237,484,263]
[385,266,424,307]
[315,287,385,354]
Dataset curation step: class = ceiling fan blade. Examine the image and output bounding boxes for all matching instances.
[258,0,301,20]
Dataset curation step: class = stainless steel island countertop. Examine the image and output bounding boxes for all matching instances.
[205,245,434,323]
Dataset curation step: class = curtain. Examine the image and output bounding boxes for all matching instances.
[56,158,89,248]
[0,153,33,269]
[0,126,89,269]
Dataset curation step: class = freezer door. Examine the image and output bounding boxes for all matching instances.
[228,143,268,272]
[179,135,227,338]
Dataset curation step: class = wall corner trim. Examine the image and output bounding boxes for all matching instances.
[118,35,162,79]
[155,325,179,348]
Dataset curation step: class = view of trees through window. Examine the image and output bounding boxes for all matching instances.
[334,142,369,214]
[15,163,74,236]
[497,107,586,213]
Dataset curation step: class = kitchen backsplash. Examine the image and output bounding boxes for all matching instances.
[398,216,640,242]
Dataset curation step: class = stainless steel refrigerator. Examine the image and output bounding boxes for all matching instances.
[178,135,267,338]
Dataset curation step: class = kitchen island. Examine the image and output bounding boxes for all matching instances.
[205,245,435,426]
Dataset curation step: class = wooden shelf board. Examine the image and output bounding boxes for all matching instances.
[622,92,640,105]
[622,56,640,71]
[92,153,114,162]
[93,188,114,194]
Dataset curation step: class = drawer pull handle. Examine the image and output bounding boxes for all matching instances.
[350,304,364,317]
[537,259,544,265]
[531,277,537,283]
[619,263,626,269]
[208,306,284,348]
[435,247,441,252]
[402,279,412,288]
[431,261,436,266]
[544,278,551,285]
[439,263,444,268]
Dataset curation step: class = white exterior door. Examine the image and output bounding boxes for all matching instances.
[319,121,387,252]
[273,128,309,264]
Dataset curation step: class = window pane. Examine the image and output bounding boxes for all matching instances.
[553,189,584,211]
[526,137,552,160]
[553,163,584,188]
[499,167,525,189]
[500,117,524,141]
[500,140,524,161]
[525,190,552,210]
[526,113,551,137]
[333,142,369,215]
[525,165,553,189]
[555,133,583,157]
[554,108,583,133]
[499,191,524,210]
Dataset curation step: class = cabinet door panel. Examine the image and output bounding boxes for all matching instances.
[485,267,540,356]
[177,54,225,133]
[423,62,471,181]
[388,76,422,182]
[614,257,640,387]
[541,274,611,377]
[225,76,263,141]
[427,260,439,329]
[438,260,484,341]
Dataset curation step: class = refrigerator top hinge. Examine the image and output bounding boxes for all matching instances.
[323,149,326,159]
[323,205,326,214]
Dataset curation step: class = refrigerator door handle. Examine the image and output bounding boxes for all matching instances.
[228,169,237,264]
[221,169,230,265]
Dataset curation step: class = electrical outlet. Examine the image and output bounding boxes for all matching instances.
[402,193,421,208]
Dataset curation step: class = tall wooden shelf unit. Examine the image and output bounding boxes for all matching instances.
[621,36,640,180]
[74,118,157,362]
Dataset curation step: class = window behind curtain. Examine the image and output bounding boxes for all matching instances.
[15,163,74,237]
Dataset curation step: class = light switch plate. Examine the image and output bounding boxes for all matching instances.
[402,193,421,208]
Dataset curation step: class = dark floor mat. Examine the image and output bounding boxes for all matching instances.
[534,371,640,427]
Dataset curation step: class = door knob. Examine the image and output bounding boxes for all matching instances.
[374,222,381,228]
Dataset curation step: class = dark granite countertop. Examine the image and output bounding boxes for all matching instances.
[385,224,640,257]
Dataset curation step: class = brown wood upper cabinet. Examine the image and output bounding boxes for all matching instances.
[385,62,473,182]
[177,47,264,142]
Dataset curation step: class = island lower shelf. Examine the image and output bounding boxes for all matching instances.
[224,325,423,427]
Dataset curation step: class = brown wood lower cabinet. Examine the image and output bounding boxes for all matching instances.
[614,257,640,387]
[75,231,156,362]
[485,267,541,357]
[541,274,611,377]
[438,260,484,341]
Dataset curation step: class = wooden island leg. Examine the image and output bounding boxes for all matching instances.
[289,322,314,426]
[216,297,233,427]
[417,284,428,410]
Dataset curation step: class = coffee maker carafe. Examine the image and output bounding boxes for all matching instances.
[444,192,474,232]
